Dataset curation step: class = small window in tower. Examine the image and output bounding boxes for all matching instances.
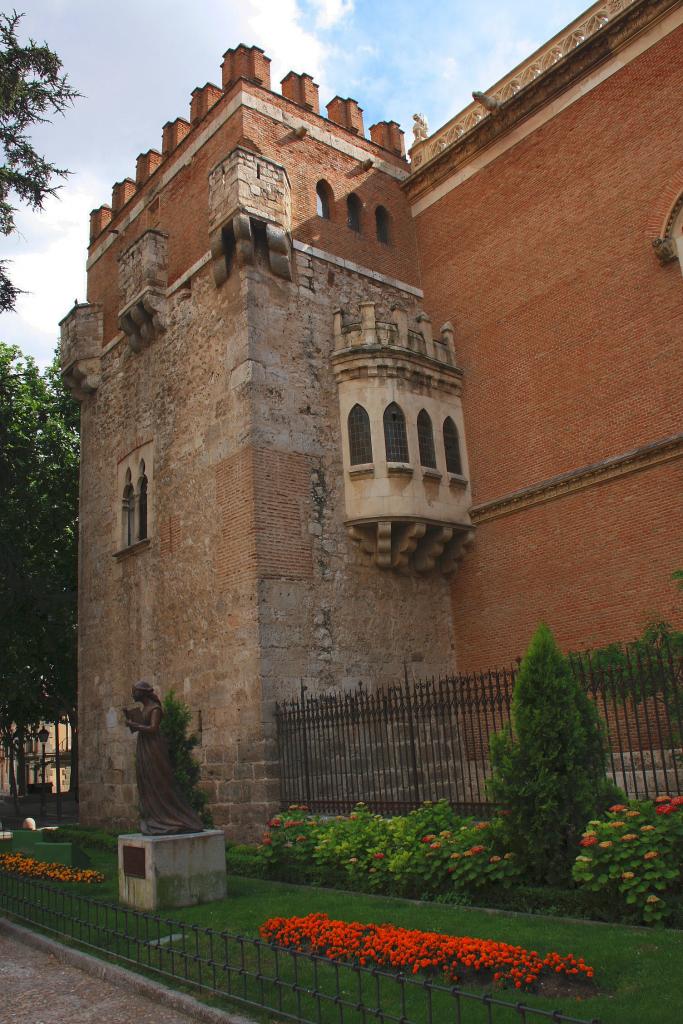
[417,410,436,468]
[347,193,361,233]
[384,402,409,463]
[316,180,332,220]
[122,469,135,548]
[348,404,373,465]
[138,461,148,541]
[443,417,463,476]
[375,205,390,244]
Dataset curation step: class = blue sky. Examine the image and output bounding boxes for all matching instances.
[3,0,588,366]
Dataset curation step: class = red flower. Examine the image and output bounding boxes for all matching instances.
[257,913,595,993]
[373,852,385,860]
[579,836,598,847]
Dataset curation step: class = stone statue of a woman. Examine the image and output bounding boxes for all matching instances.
[123,680,204,835]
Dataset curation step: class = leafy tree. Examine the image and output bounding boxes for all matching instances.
[0,343,79,810]
[160,690,213,828]
[487,623,615,885]
[0,11,79,311]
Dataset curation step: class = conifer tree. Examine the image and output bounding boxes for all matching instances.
[160,690,213,828]
[487,622,613,884]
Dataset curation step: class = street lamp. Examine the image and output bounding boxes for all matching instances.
[37,725,49,821]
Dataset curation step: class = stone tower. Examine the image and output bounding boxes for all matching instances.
[60,48,473,836]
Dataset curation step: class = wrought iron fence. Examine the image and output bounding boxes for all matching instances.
[276,641,682,815]
[0,872,600,1024]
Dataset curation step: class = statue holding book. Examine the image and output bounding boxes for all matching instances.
[123,681,204,835]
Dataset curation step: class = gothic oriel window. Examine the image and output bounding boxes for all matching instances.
[375,205,390,244]
[348,404,373,465]
[138,461,148,541]
[122,469,135,547]
[443,417,463,475]
[417,409,437,468]
[316,180,332,219]
[347,193,361,233]
[384,402,409,463]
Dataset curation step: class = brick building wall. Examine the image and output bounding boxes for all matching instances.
[409,9,683,669]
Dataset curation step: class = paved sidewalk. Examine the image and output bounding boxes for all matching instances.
[1,930,200,1024]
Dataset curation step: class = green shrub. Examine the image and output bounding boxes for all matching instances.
[572,796,683,924]
[225,843,268,878]
[487,623,615,885]
[161,690,213,828]
[260,801,518,899]
[49,826,117,853]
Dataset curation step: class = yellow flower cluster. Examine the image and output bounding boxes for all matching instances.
[0,852,104,884]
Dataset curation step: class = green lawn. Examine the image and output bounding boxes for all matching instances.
[3,848,682,1024]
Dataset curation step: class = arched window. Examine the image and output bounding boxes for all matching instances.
[384,402,409,463]
[316,180,332,219]
[443,417,463,475]
[375,205,390,244]
[347,404,373,465]
[138,460,148,541]
[122,469,135,547]
[347,192,361,233]
[417,410,436,468]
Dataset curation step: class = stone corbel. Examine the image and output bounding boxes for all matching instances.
[393,522,427,570]
[413,526,454,573]
[62,358,101,401]
[348,520,474,574]
[234,213,255,265]
[266,223,293,281]
[652,236,678,265]
[440,528,476,575]
[118,289,167,353]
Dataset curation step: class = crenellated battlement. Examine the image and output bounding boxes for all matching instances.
[87,43,406,244]
[333,302,456,367]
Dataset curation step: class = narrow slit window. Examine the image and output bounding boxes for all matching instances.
[417,410,436,468]
[375,205,390,244]
[348,404,373,465]
[383,402,409,463]
[138,461,148,541]
[443,417,463,475]
[123,470,135,547]
[316,180,332,220]
[347,193,361,233]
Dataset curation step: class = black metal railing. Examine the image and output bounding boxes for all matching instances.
[276,641,682,815]
[0,872,600,1024]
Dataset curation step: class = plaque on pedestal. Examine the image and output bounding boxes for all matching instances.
[118,830,227,910]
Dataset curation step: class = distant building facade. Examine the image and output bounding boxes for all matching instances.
[61,0,683,835]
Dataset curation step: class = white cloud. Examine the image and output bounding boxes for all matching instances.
[243,0,332,96]
[1,175,102,366]
[308,0,354,29]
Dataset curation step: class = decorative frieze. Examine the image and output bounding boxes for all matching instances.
[410,0,636,171]
[470,434,683,524]
[59,302,103,401]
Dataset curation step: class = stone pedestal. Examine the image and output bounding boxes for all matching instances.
[118,831,226,910]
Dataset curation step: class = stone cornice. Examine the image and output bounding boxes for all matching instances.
[470,434,683,523]
[405,0,678,205]
[331,345,463,395]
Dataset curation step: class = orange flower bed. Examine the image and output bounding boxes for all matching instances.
[0,852,104,884]
[259,913,594,992]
